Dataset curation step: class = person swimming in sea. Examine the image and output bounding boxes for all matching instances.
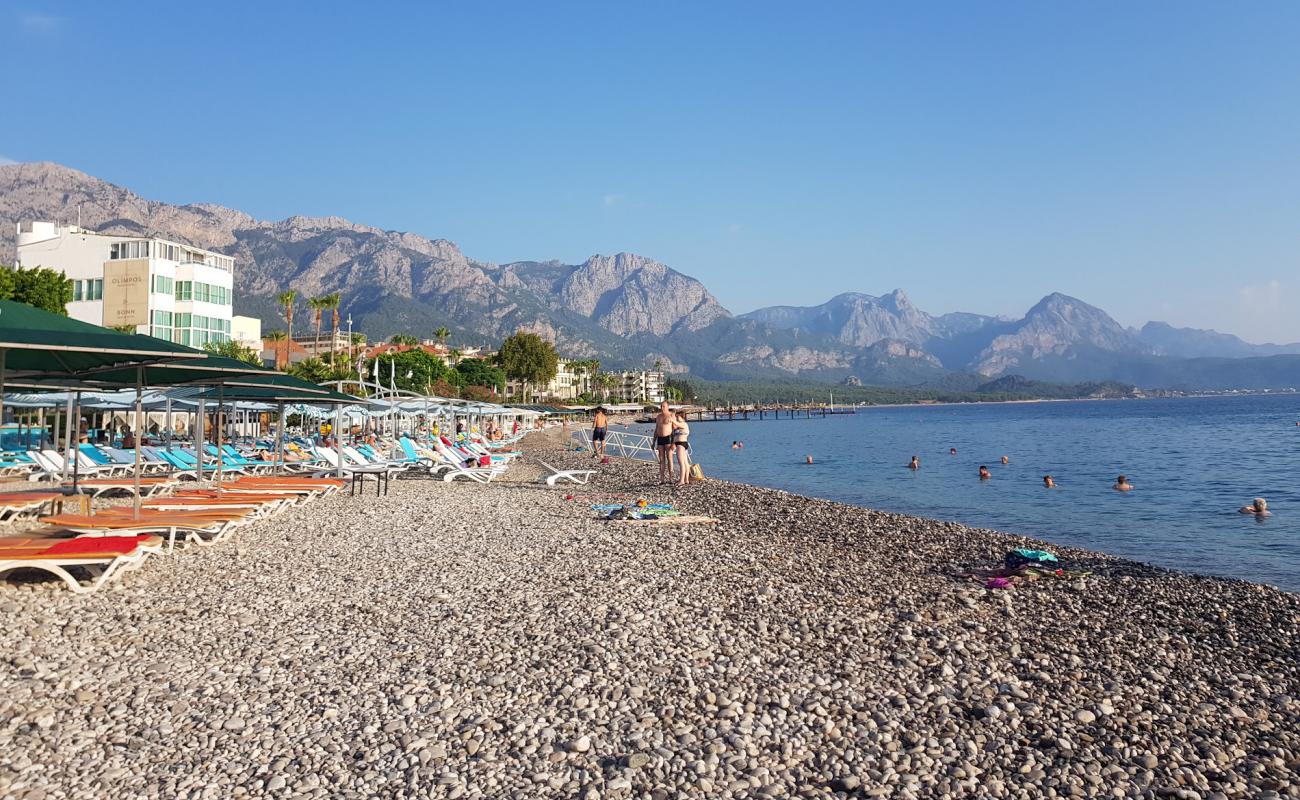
[1239,497,1270,517]
[1113,475,1133,492]
[949,447,958,456]
[1000,455,1009,465]
[731,441,740,449]
[805,455,814,464]
[978,465,991,480]
[1043,475,1056,488]
[908,455,920,470]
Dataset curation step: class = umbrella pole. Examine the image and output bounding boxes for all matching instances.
[215,384,224,488]
[71,391,81,492]
[196,397,206,486]
[0,349,6,439]
[335,402,344,479]
[133,367,143,519]
[62,392,75,481]
[276,401,286,476]
[164,396,173,476]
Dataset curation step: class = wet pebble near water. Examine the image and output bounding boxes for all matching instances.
[0,430,1298,798]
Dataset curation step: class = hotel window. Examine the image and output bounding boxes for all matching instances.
[72,280,84,301]
[175,281,192,301]
[151,275,174,295]
[87,279,103,301]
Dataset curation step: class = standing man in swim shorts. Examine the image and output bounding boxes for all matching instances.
[655,401,675,483]
[591,406,609,457]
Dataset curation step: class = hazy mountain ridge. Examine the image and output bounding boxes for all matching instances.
[3,161,1298,390]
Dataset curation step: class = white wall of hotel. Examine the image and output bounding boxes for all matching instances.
[231,315,262,349]
[15,221,235,346]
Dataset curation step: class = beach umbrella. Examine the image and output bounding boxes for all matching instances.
[0,299,198,442]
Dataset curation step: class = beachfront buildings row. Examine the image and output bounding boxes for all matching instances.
[14,221,261,349]
[506,360,666,403]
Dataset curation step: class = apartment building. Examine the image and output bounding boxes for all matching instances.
[14,221,235,346]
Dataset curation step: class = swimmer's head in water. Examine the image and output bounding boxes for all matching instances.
[805,455,814,464]
[1116,475,1127,484]
[1253,497,1268,512]
[978,465,990,478]
[949,448,957,455]
[1043,475,1054,487]
[1000,455,1009,464]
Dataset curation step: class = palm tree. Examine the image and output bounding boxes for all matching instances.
[325,292,342,362]
[433,326,451,348]
[265,330,288,369]
[276,289,297,368]
[309,296,326,357]
[448,348,463,366]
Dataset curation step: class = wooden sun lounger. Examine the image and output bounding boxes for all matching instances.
[142,496,291,517]
[0,492,63,523]
[0,534,165,593]
[63,476,179,499]
[39,511,250,552]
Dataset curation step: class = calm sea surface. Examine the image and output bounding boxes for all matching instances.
[627,395,1300,592]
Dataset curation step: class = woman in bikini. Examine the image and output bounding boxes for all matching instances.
[672,412,692,486]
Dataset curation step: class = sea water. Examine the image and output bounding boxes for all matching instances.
[635,394,1300,592]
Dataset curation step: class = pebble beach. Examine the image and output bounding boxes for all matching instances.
[2,431,1298,799]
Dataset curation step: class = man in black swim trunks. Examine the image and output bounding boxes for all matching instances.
[654,401,675,483]
[591,407,608,457]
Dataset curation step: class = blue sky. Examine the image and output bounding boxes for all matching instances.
[3,2,1299,341]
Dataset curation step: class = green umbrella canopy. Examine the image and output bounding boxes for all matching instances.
[61,355,296,389]
[0,299,198,376]
[182,385,365,405]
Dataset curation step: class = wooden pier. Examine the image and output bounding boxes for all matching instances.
[683,404,855,422]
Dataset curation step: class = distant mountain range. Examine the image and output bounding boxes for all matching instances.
[3,161,1299,391]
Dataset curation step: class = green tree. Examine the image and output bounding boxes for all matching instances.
[455,358,506,392]
[433,326,451,346]
[0,266,74,314]
[276,289,298,368]
[287,357,332,384]
[389,333,419,346]
[368,349,454,394]
[203,338,262,366]
[498,331,558,401]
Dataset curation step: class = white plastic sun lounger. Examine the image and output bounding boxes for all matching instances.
[536,460,596,487]
[430,442,504,483]
[0,535,165,593]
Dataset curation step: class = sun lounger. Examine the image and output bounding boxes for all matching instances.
[429,441,504,483]
[537,460,596,487]
[314,447,407,478]
[63,476,179,499]
[143,494,292,517]
[0,534,165,593]
[0,492,62,523]
[39,511,249,552]
[219,476,345,497]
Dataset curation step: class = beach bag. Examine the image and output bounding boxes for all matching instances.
[690,463,705,481]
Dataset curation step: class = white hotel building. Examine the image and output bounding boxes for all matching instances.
[15,221,237,347]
